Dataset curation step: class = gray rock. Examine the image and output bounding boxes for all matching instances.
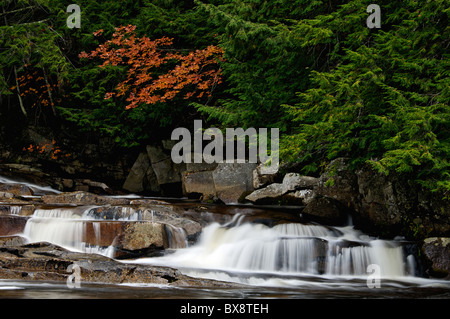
[287,189,315,205]
[147,145,185,185]
[246,173,317,204]
[245,183,284,203]
[316,158,359,207]
[122,152,152,193]
[282,173,318,193]
[212,162,256,204]
[182,170,216,199]
[0,235,26,247]
[253,163,278,189]
[185,153,218,173]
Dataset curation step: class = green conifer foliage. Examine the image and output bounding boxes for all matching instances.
[281,0,449,195]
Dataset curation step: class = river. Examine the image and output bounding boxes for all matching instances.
[0,175,449,299]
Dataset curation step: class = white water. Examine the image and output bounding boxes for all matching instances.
[22,207,115,257]
[10,205,450,293]
[131,217,415,283]
[0,176,61,195]
[21,207,188,258]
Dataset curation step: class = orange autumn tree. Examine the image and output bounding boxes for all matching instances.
[79,25,224,110]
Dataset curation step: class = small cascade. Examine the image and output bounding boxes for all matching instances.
[22,207,112,256]
[165,224,188,249]
[20,206,189,259]
[10,206,22,215]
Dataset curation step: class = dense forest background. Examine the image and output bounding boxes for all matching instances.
[0,0,448,198]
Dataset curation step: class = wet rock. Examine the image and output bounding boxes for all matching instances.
[0,191,15,199]
[42,191,131,206]
[302,195,348,225]
[0,183,33,196]
[122,222,167,250]
[422,237,450,279]
[0,235,26,247]
[0,205,34,216]
[0,216,29,236]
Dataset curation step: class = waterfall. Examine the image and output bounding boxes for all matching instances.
[22,207,115,257]
[21,207,189,258]
[165,225,188,249]
[139,220,414,279]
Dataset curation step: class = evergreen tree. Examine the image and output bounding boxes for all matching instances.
[281,0,449,195]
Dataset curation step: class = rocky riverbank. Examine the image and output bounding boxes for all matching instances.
[0,172,305,286]
[0,240,245,289]
[0,158,449,282]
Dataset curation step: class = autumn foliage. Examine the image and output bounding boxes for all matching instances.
[79,25,224,109]
[10,66,62,109]
[23,140,70,160]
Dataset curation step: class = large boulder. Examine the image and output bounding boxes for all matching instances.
[312,157,449,238]
[122,145,186,196]
[315,158,359,208]
[212,162,256,204]
[422,237,450,279]
[252,163,279,189]
[182,170,216,200]
[282,173,318,193]
[245,173,318,205]
[302,195,349,225]
[147,145,185,186]
[122,152,160,194]
[350,167,403,235]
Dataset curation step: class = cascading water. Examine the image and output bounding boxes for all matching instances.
[21,206,190,258]
[133,216,417,284]
[22,207,115,257]
[0,176,61,195]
